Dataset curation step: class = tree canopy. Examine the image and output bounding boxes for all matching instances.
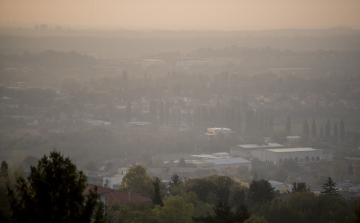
[321,177,341,197]
[154,195,194,223]
[7,151,105,223]
[119,165,154,197]
[248,179,276,204]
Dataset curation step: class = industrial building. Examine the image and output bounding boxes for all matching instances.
[230,143,283,159]
[191,152,230,159]
[190,152,251,170]
[202,157,252,171]
[251,147,333,165]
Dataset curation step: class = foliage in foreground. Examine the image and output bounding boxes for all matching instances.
[7,151,106,223]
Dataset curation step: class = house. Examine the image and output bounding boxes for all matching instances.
[103,167,129,189]
[84,184,152,206]
[269,180,293,193]
[147,167,221,181]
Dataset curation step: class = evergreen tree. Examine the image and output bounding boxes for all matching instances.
[7,151,105,223]
[158,100,164,126]
[177,107,181,127]
[286,115,291,135]
[268,115,274,135]
[171,108,176,126]
[164,102,170,125]
[187,107,192,126]
[237,110,243,134]
[126,101,131,122]
[319,123,324,138]
[291,182,308,193]
[178,158,186,167]
[151,100,158,123]
[193,201,250,223]
[170,174,181,188]
[122,70,128,85]
[259,112,264,135]
[325,118,331,138]
[321,177,340,197]
[311,119,317,138]
[264,115,268,133]
[0,161,8,179]
[152,177,164,207]
[248,179,276,204]
[303,119,310,136]
[334,122,338,141]
[340,118,345,142]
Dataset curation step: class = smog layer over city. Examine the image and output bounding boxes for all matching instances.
[1,0,360,222]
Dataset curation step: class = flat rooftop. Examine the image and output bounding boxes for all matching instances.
[237,143,283,149]
[204,157,251,165]
[208,127,231,130]
[266,148,321,153]
[191,154,214,158]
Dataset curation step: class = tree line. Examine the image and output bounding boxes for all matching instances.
[2,152,360,223]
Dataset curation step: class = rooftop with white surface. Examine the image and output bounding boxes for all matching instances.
[266,148,321,153]
[238,143,283,149]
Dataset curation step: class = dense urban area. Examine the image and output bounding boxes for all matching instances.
[1,26,360,223]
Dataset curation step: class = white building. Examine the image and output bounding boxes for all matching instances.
[103,167,129,189]
[191,152,230,159]
[202,157,252,171]
[269,180,292,193]
[230,143,283,159]
[251,147,333,165]
[205,128,233,138]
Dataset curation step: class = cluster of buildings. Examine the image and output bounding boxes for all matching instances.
[230,143,333,165]
[84,184,151,207]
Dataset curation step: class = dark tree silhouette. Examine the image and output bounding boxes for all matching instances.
[319,123,325,138]
[170,174,181,188]
[334,122,338,141]
[292,182,308,193]
[193,201,250,223]
[164,102,170,126]
[325,118,331,138]
[286,115,291,135]
[7,151,105,223]
[126,101,131,122]
[158,100,164,126]
[248,179,276,204]
[311,119,317,138]
[303,118,310,136]
[321,177,340,197]
[340,118,345,142]
[0,161,8,179]
[152,177,164,207]
[178,158,187,167]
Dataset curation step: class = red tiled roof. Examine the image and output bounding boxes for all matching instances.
[85,184,115,194]
[84,184,152,206]
[105,190,152,206]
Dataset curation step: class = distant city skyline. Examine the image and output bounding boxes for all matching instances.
[1,0,360,30]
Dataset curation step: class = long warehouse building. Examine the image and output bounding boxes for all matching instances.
[251,147,333,165]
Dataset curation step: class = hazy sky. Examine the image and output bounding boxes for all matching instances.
[1,0,360,30]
